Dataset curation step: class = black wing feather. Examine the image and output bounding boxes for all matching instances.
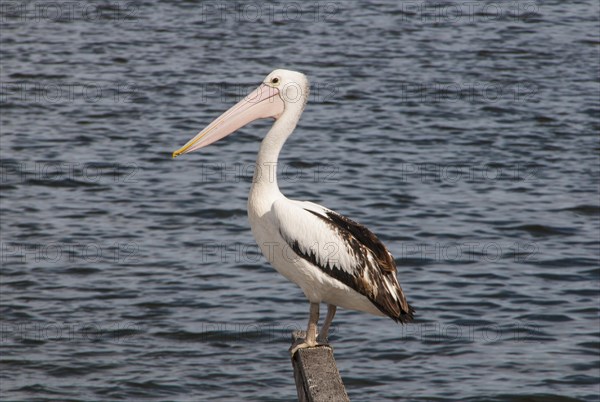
[283,208,414,323]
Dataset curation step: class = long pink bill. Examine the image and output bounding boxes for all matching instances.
[172,83,284,158]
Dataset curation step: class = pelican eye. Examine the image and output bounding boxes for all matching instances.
[271,77,279,84]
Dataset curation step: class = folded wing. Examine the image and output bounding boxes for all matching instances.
[272,199,414,323]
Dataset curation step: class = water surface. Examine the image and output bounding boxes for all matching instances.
[1,1,599,401]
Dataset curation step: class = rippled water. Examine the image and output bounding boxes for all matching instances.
[1,1,599,401]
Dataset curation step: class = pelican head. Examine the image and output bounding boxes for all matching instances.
[173,69,309,158]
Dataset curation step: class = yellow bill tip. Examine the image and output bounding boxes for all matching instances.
[172,142,195,159]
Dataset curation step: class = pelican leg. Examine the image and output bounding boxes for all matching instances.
[317,304,336,343]
[289,302,320,357]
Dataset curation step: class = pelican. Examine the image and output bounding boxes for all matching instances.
[173,69,414,355]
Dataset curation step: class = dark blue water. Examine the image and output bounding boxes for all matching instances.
[1,1,599,401]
